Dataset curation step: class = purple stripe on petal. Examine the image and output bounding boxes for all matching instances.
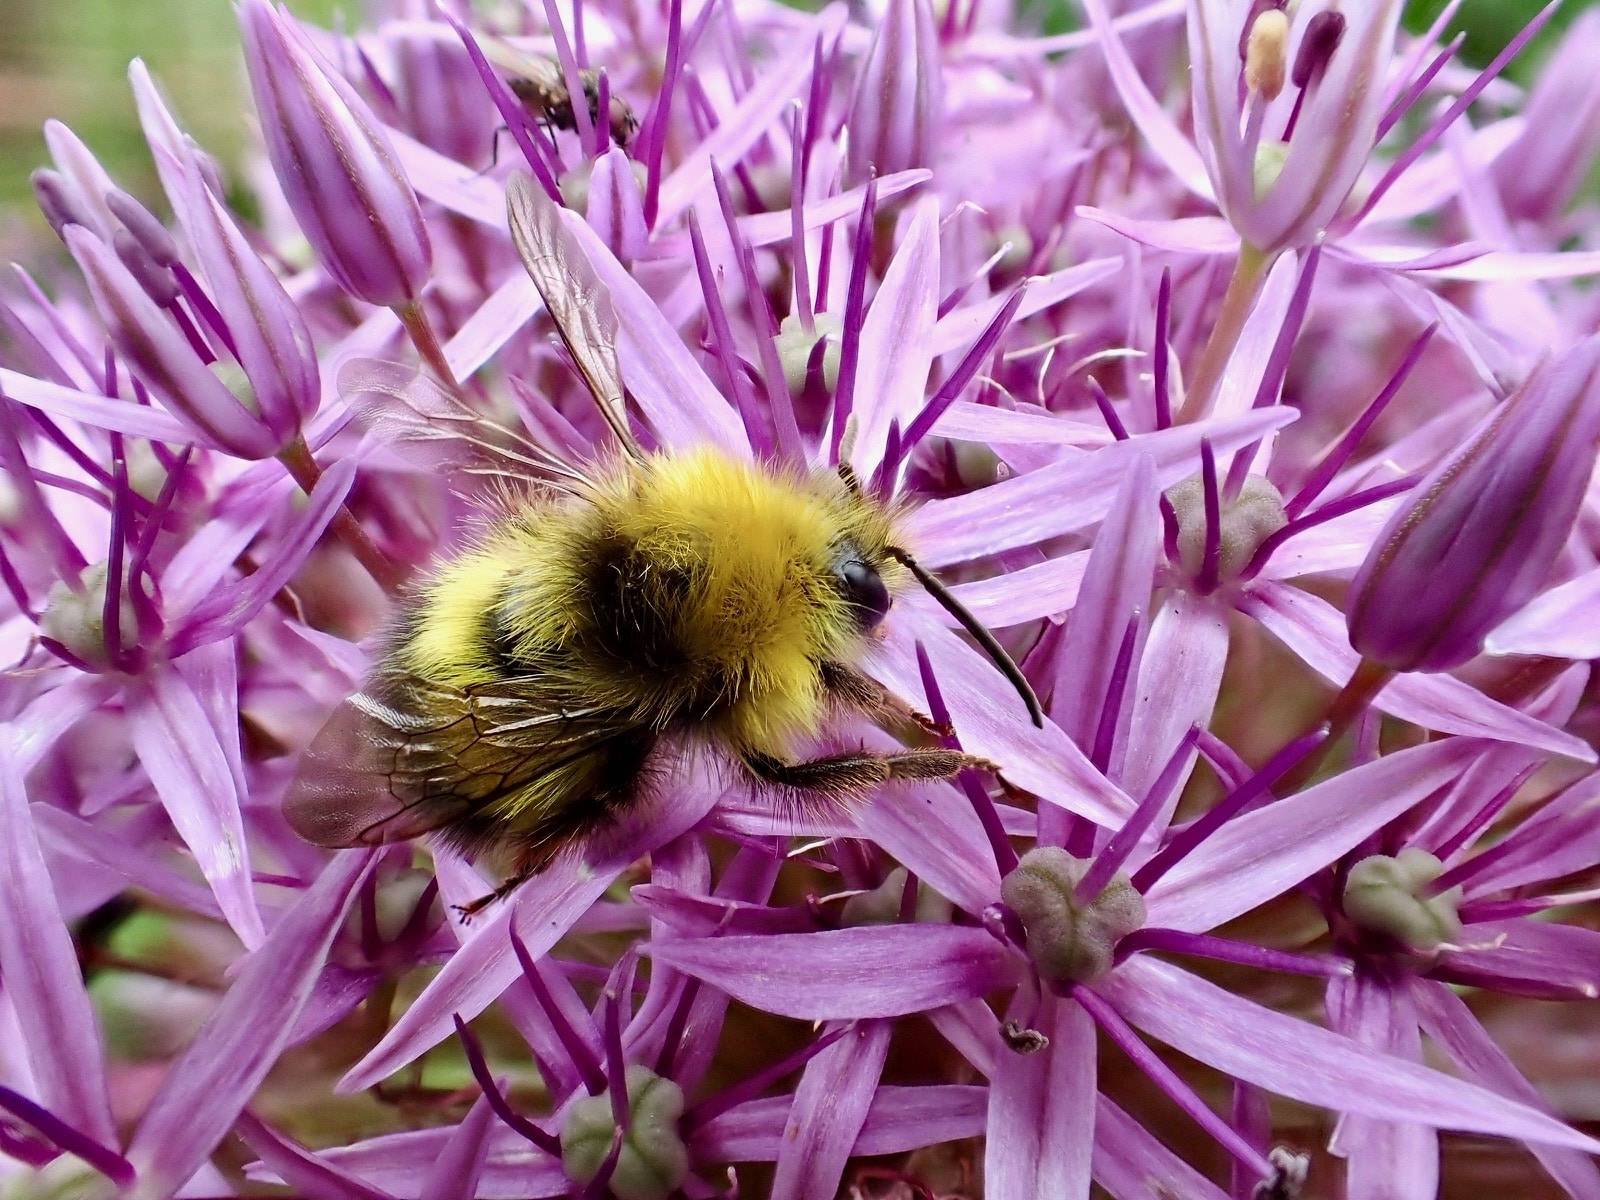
[770,1021,892,1200]
[983,997,1095,1199]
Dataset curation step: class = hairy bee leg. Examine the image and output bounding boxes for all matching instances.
[742,748,990,798]
[453,865,538,921]
[819,662,953,738]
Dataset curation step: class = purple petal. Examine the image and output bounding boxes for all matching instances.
[340,784,718,1092]
[1143,737,1485,932]
[1325,976,1438,1200]
[849,197,940,475]
[855,779,1003,915]
[930,258,1122,357]
[1440,919,1600,999]
[421,1093,501,1200]
[126,849,378,1198]
[235,1111,394,1200]
[649,926,1018,1020]
[0,367,202,444]
[1093,1093,1231,1200]
[565,216,747,456]
[690,1084,988,1164]
[945,551,1090,630]
[1413,977,1600,1199]
[770,1021,891,1200]
[1240,582,1595,761]
[984,998,1094,1199]
[1121,591,1229,802]
[1079,0,1212,200]
[656,5,847,224]
[1077,208,1240,256]
[874,613,1133,826]
[908,407,1296,567]
[0,758,116,1146]
[1487,566,1600,659]
[1098,957,1600,1149]
[444,275,543,381]
[125,666,265,947]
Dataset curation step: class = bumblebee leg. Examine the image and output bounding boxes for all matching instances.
[819,662,952,738]
[742,748,989,801]
[453,864,539,922]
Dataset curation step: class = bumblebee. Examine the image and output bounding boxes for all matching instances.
[286,177,1039,912]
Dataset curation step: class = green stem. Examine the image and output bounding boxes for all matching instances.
[1278,658,1396,795]
[396,301,463,398]
[1177,244,1277,424]
[279,437,407,593]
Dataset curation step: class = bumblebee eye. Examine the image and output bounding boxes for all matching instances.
[839,558,891,630]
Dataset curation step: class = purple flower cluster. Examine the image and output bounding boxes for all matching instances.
[4,0,1600,1196]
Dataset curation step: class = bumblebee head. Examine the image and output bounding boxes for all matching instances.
[834,550,892,632]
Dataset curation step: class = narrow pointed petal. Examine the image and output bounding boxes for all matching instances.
[690,1085,988,1164]
[126,666,265,947]
[1413,978,1600,1199]
[235,1112,394,1200]
[771,1021,892,1200]
[1094,1093,1231,1200]
[850,196,940,475]
[984,999,1095,1200]
[1487,566,1600,659]
[649,926,1018,1020]
[1144,737,1483,932]
[1241,582,1595,761]
[127,849,378,1199]
[421,1093,500,1200]
[1099,957,1600,1150]
[1122,591,1230,802]
[909,408,1296,567]
[0,758,116,1147]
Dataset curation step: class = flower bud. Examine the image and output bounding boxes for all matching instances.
[1343,850,1462,952]
[106,188,179,268]
[390,27,496,165]
[561,1065,689,1200]
[845,0,943,184]
[40,563,138,673]
[1348,336,1600,672]
[65,225,281,459]
[1166,474,1287,587]
[173,154,320,446]
[32,168,93,238]
[1000,847,1145,985]
[1245,9,1289,101]
[238,0,431,308]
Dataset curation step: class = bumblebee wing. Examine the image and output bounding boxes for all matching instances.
[336,358,588,493]
[506,173,644,461]
[284,674,627,849]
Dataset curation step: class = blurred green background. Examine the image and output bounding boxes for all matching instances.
[0,0,1576,232]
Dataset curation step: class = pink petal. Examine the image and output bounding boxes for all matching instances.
[1099,957,1600,1149]
[1241,582,1595,762]
[420,1093,501,1200]
[984,998,1095,1199]
[444,275,543,381]
[945,551,1090,630]
[649,926,1018,1019]
[1326,976,1438,1200]
[235,1112,393,1200]
[849,196,940,474]
[388,125,504,228]
[771,1021,892,1200]
[656,4,849,225]
[0,367,203,444]
[126,666,265,947]
[0,757,117,1146]
[909,407,1296,567]
[1413,977,1600,1199]
[565,216,748,456]
[1093,1093,1231,1200]
[339,784,719,1091]
[930,258,1122,356]
[854,780,1003,915]
[1487,567,1600,658]
[1078,0,1213,201]
[875,612,1133,826]
[1076,208,1239,256]
[127,850,378,1198]
[1122,590,1230,802]
[691,1085,988,1164]
[1143,737,1484,932]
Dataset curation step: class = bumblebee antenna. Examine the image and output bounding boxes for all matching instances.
[887,546,1045,728]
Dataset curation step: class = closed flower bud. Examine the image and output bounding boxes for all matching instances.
[845,0,943,184]
[238,0,431,308]
[1348,336,1600,672]
[561,1065,689,1200]
[65,225,282,459]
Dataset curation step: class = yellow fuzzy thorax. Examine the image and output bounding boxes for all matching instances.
[399,447,904,755]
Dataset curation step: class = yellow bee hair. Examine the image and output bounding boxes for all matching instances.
[398,446,906,758]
